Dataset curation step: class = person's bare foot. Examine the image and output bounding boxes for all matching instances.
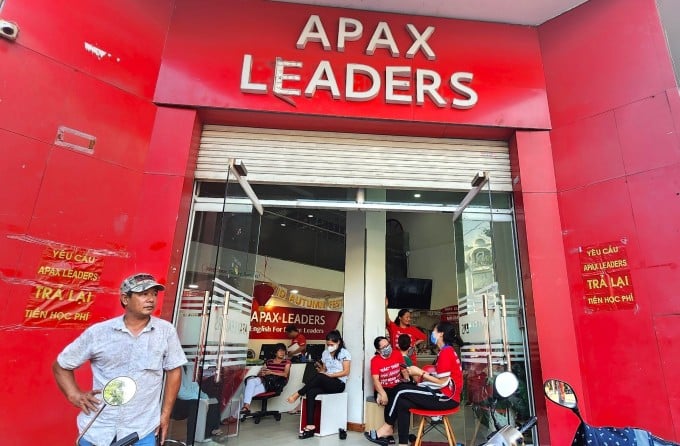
[287,392,300,404]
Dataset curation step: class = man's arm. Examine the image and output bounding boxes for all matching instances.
[158,367,182,444]
[52,361,101,415]
[287,343,303,356]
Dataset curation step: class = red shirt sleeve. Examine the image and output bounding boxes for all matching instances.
[370,355,380,375]
[387,320,398,345]
[408,326,427,342]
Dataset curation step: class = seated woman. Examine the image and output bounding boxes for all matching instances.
[173,365,223,443]
[365,322,463,446]
[286,330,351,440]
[371,336,408,430]
[238,342,291,416]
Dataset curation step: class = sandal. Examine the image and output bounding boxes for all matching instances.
[298,427,315,440]
[364,430,390,446]
[221,416,238,425]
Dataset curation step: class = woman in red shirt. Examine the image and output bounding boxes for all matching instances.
[386,308,427,364]
[370,336,408,407]
[365,322,462,446]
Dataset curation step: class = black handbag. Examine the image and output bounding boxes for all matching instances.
[261,375,287,394]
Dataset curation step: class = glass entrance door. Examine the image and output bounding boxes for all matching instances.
[453,211,533,445]
[186,181,534,446]
[168,165,262,445]
[382,187,533,445]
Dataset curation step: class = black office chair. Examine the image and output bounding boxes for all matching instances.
[240,390,282,424]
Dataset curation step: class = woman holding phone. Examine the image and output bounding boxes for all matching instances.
[237,343,290,416]
[286,330,351,439]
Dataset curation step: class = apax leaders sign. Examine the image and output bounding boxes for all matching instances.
[249,300,341,340]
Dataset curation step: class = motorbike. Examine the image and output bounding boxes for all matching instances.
[76,376,140,446]
[480,371,538,446]
[544,379,679,446]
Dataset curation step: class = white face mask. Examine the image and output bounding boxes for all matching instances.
[327,344,337,353]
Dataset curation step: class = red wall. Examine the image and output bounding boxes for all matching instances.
[539,0,680,441]
[510,131,584,445]
[0,0,189,443]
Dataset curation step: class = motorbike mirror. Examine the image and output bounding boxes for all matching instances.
[494,371,519,398]
[76,377,137,446]
[102,376,137,406]
[543,379,577,409]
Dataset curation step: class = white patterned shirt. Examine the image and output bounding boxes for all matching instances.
[321,347,351,383]
[57,316,187,446]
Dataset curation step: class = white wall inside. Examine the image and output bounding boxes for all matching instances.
[255,255,344,295]
[388,212,458,311]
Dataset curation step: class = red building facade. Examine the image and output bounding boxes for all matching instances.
[1,0,678,444]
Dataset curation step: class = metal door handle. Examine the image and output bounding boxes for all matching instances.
[194,291,210,383]
[214,291,231,383]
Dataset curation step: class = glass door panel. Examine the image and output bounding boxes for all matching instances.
[455,212,533,446]
[168,176,262,445]
[385,188,532,446]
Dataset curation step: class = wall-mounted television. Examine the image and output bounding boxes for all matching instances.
[386,278,433,310]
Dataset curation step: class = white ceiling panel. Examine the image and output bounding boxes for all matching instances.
[274,0,591,26]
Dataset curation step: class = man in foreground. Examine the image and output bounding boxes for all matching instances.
[53,273,187,446]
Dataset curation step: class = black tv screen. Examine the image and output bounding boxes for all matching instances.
[386,278,433,310]
[305,343,325,361]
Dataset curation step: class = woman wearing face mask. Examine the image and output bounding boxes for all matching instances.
[370,336,408,440]
[287,330,351,439]
[365,322,462,446]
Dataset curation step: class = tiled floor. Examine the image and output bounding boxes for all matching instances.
[195,405,502,446]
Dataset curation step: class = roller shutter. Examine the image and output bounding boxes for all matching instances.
[198,125,511,191]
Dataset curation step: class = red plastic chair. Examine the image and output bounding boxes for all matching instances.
[409,407,460,446]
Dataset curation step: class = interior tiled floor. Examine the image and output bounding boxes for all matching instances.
[192,405,500,446]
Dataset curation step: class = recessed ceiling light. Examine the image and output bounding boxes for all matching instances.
[280,223,286,227]
[414,193,421,198]
[188,284,199,289]
[308,214,314,218]
[290,289,299,294]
